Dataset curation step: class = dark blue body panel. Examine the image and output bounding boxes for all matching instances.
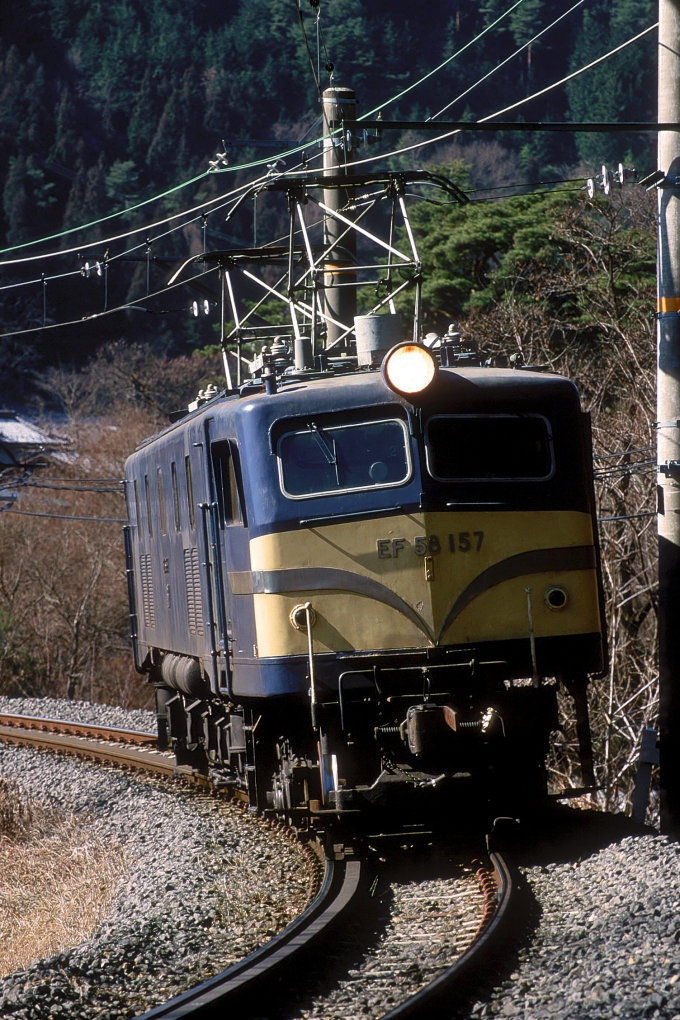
[124,367,590,699]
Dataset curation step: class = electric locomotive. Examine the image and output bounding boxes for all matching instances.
[124,329,605,827]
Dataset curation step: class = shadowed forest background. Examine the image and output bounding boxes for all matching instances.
[0,0,661,816]
[0,0,656,389]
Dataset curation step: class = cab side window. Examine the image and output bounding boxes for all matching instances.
[211,440,243,526]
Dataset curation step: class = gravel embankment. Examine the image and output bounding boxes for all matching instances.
[468,835,680,1020]
[0,695,156,734]
[0,699,315,1020]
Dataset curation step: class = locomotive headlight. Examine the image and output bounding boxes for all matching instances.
[381,343,438,398]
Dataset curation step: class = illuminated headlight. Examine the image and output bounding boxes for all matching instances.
[381,343,438,397]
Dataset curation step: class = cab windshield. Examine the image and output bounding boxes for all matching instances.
[425,414,553,481]
[278,418,411,498]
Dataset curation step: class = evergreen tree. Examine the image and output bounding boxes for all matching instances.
[567,0,656,170]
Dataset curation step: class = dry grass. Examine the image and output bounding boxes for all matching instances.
[0,342,222,708]
[0,779,128,975]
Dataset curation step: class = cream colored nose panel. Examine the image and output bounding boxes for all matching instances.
[245,510,601,656]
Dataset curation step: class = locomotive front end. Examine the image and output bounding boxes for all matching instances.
[233,353,604,822]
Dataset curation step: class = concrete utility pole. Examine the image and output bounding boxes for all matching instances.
[322,86,356,348]
[657,0,680,834]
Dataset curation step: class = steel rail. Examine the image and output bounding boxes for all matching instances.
[0,713,517,1019]
[0,711,156,745]
[0,714,219,789]
[0,711,348,1020]
[377,851,516,1019]
[0,722,184,774]
[136,849,513,1020]
[136,854,361,1019]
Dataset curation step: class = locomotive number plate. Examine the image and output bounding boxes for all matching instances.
[376,532,484,559]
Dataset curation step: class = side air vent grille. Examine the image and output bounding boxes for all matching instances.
[184,547,204,636]
[139,554,155,628]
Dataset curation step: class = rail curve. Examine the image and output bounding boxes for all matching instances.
[0,711,519,1019]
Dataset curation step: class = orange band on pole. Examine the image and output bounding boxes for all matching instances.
[658,296,680,312]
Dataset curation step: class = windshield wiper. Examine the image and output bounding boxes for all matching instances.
[309,422,337,465]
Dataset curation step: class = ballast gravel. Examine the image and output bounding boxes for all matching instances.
[291,872,485,1019]
[0,695,156,734]
[0,698,315,1020]
[468,835,680,1020]
[2,699,680,1020]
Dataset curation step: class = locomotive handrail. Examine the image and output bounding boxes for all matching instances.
[122,524,144,674]
[198,502,221,696]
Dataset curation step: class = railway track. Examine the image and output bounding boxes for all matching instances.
[134,849,515,1020]
[0,711,213,786]
[0,711,520,1019]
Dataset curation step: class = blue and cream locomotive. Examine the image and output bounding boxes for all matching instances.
[124,328,605,825]
[124,164,604,826]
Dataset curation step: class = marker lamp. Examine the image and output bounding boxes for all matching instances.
[381,343,438,397]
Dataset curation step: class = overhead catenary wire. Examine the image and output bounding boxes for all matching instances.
[430,0,587,121]
[269,20,659,180]
[0,266,219,340]
[0,171,207,260]
[480,22,658,124]
[598,511,657,523]
[0,0,547,264]
[0,174,270,269]
[467,176,589,193]
[593,446,655,460]
[1,508,127,522]
[472,185,585,202]
[0,22,658,338]
[357,0,528,122]
[594,460,656,478]
[0,172,647,338]
[0,20,656,273]
[294,0,322,100]
[0,174,287,303]
[21,481,124,492]
[0,16,657,275]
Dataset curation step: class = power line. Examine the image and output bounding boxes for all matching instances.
[1,509,126,522]
[0,176,266,269]
[0,0,527,262]
[593,447,655,460]
[0,17,656,269]
[360,121,675,133]
[0,23,657,334]
[598,511,656,523]
[294,0,322,100]
[480,22,658,124]
[430,0,586,121]
[22,481,124,492]
[0,266,218,340]
[467,176,589,193]
[357,0,528,121]
[594,461,656,478]
[473,186,585,202]
[0,181,266,300]
[297,22,659,175]
[0,172,206,260]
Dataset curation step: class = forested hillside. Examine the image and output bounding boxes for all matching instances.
[0,0,656,393]
[0,0,656,242]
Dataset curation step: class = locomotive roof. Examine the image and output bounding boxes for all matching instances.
[132,365,580,455]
